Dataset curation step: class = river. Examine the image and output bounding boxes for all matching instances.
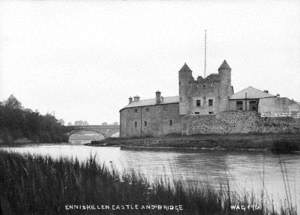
[1,144,299,211]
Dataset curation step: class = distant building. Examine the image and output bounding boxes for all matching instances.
[74,120,89,126]
[120,60,300,137]
[58,119,65,126]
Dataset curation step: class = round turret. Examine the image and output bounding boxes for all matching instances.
[218,60,231,72]
[218,60,233,111]
[178,63,194,115]
[218,60,231,85]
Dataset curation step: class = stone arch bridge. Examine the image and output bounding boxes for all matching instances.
[65,124,120,139]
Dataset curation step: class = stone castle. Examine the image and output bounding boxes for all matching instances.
[120,60,300,137]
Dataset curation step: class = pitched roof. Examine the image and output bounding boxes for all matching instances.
[121,96,179,110]
[230,86,275,100]
[218,60,231,70]
[179,63,192,72]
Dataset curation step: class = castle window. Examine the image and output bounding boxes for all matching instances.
[236,101,243,111]
[180,97,182,102]
[163,106,168,111]
[208,99,213,107]
[145,108,149,112]
[209,111,214,115]
[194,112,200,115]
[169,120,173,126]
[196,99,201,107]
[144,121,147,126]
[134,121,138,128]
[134,108,138,113]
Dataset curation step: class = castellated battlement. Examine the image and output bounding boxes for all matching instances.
[191,74,223,93]
[196,74,220,84]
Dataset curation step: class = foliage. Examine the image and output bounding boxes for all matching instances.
[0,95,68,144]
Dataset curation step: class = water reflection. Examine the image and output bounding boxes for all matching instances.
[1,144,299,211]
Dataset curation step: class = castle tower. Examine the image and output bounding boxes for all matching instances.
[218,60,231,78]
[218,60,233,111]
[179,63,194,115]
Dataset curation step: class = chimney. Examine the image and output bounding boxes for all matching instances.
[133,96,140,102]
[156,91,161,104]
[128,97,133,104]
[264,90,269,94]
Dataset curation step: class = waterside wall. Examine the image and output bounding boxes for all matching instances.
[182,111,300,135]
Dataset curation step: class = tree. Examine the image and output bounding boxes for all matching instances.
[0,95,68,144]
[4,95,22,109]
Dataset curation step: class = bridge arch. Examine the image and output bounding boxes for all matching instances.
[65,125,120,143]
[68,130,106,144]
[68,129,107,138]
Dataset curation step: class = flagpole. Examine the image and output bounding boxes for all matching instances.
[204,29,207,78]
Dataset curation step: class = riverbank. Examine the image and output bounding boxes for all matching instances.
[0,134,68,146]
[90,133,300,152]
[0,151,295,215]
[0,142,69,148]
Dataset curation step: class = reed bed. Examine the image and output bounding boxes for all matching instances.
[0,151,296,215]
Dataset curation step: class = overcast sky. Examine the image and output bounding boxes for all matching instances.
[0,0,300,124]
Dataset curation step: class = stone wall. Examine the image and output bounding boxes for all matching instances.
[259,117,300,133]
[120,103,181,137]
[182,111,300,135]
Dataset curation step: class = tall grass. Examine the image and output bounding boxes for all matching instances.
[0,151,296,215]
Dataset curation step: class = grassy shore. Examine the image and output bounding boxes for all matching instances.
[90,133,300,153]
[0,151,296,215]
